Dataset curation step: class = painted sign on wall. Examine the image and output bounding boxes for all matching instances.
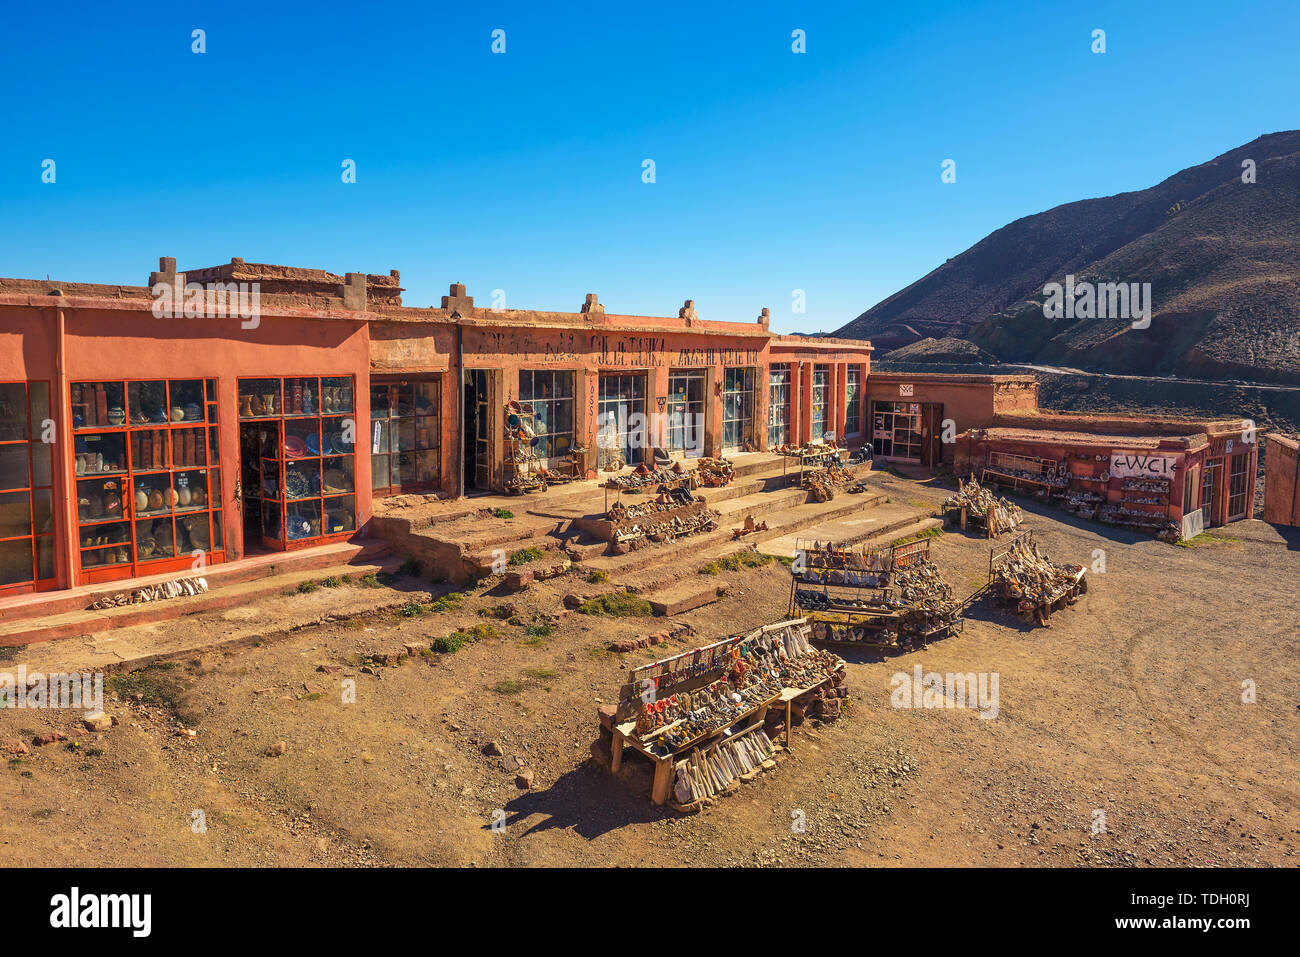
[1110,452,1177,479]
[899,384,914,397]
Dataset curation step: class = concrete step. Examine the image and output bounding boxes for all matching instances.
[0,553,403,647]
[0,539,390,627]
[578,490,896,585]
[757,510,944,559]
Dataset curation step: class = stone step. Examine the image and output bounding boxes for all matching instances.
[578,490,895,584]
[757,511,944,559]
[0,538,390,627]
[0,553,403,647]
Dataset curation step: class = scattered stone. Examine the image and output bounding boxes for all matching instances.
[33,731,68,746]
[317,664,343,674]
[562,594,583,610]
[82,713,113,732]
[265,741,288,757]
[403,641,429,657]
[482,741,504,757]
[2,737,30,755]
[515,770,535,789]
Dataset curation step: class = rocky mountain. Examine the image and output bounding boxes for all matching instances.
[837,131,1300,382]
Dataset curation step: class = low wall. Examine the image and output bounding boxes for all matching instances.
[1263,435,1300,527]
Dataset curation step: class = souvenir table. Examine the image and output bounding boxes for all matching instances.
[988,530,1087,626]
[606,619,846,807]
[776,443,843,483]
[942,475,1024,539]
[789,538,965,651]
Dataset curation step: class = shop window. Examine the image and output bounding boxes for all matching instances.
[517,371,574,459]
[845,368,861,437]
[811,365,831,440]
[666,369,706,456]
[0,382,55,593]
[70,379,223,583]
[722,367,755,452]
[1227,452,1250,521]
[370,377,441,495]
[872,401,923,460]
[597,373,646,469]
[238,376,355,550]
[1201,460,1220,523]
[768,365,790,448]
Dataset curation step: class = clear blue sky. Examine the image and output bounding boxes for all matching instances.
[1,0,1296,333]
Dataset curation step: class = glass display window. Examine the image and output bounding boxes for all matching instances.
[0,381,56,593]
[239,375,357,550]
[370,377,441,495]
[69,378,224,584]
[597,373,647,469]
[666,370,705,456]
[768,365,790,448]
[722,367,756,452]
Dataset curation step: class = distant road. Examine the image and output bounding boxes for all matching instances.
[1007,363,1300,394]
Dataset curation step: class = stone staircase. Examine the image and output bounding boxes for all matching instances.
[369,453,941,616]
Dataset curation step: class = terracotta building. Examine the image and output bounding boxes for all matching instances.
[0,257,870,597]
[954,412,1259,533]
[1262,434,1300,527]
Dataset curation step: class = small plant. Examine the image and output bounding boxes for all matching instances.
[525,667,558,680]
[478,605,514,620]
[587,569,609,584]
[320,575,344,588]
[777,555,795,567]
[398,558,422,577]
[508,546,544,566]
[296,580,320,594]
[429,592,464,612]
[698,561,721,575]
[577,591,653,618]
[493,508,514,519]
[432,634,466,654]
[355,573,384,588]
[493,678,526,695]
[396,600,427,618]
[524,622,554,638]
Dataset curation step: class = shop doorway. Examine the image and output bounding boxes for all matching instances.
[920,404,945,467]
[463,369,495,493]
[597,372,647,469]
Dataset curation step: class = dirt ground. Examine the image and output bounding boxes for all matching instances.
[3,475,1298,868]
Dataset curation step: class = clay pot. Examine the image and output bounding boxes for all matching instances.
[240,394,256,418]
[148,489,164,511]
[171,406,185,422]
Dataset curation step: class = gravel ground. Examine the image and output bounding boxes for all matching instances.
[2,476,1297,868]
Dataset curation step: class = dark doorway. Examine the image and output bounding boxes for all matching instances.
[463,369,493,493]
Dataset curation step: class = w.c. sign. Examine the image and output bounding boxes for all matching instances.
[899,384,914,397]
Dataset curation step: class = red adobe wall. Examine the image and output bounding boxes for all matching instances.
[0,295,372,590]
[1264,434,1300,526]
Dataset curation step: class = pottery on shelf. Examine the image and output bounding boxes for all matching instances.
[171,406,185,422]
[108,406,126,426]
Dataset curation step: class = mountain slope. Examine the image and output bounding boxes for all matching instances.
[836,131,1300,380]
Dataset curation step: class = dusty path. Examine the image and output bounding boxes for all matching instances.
[3,476,1297,867]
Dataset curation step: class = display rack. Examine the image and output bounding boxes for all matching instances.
[981,451,1061,492]
[237,376,356,551]
[71,378,225,583]
[503,404,547,494]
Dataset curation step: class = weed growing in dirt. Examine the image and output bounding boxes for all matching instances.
[776,555,795,567]
[431,623,498,654]
[355,573,388,588]
[297,580,320,594]
[108,664,201,724]
[320,576,344,588]
[524,622,554,638]
[577,591,653,617]
[478,605,514,619]
[698,551,772,574]
[493,508,514,519]
[398,559,422,577]
[395,600,427,618]
[587,569,609,584]
[892,526,943,547]
[508,547,544,565]
[1174,532,1241,548]
[428,592,464,612]
[493,678,526,694]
